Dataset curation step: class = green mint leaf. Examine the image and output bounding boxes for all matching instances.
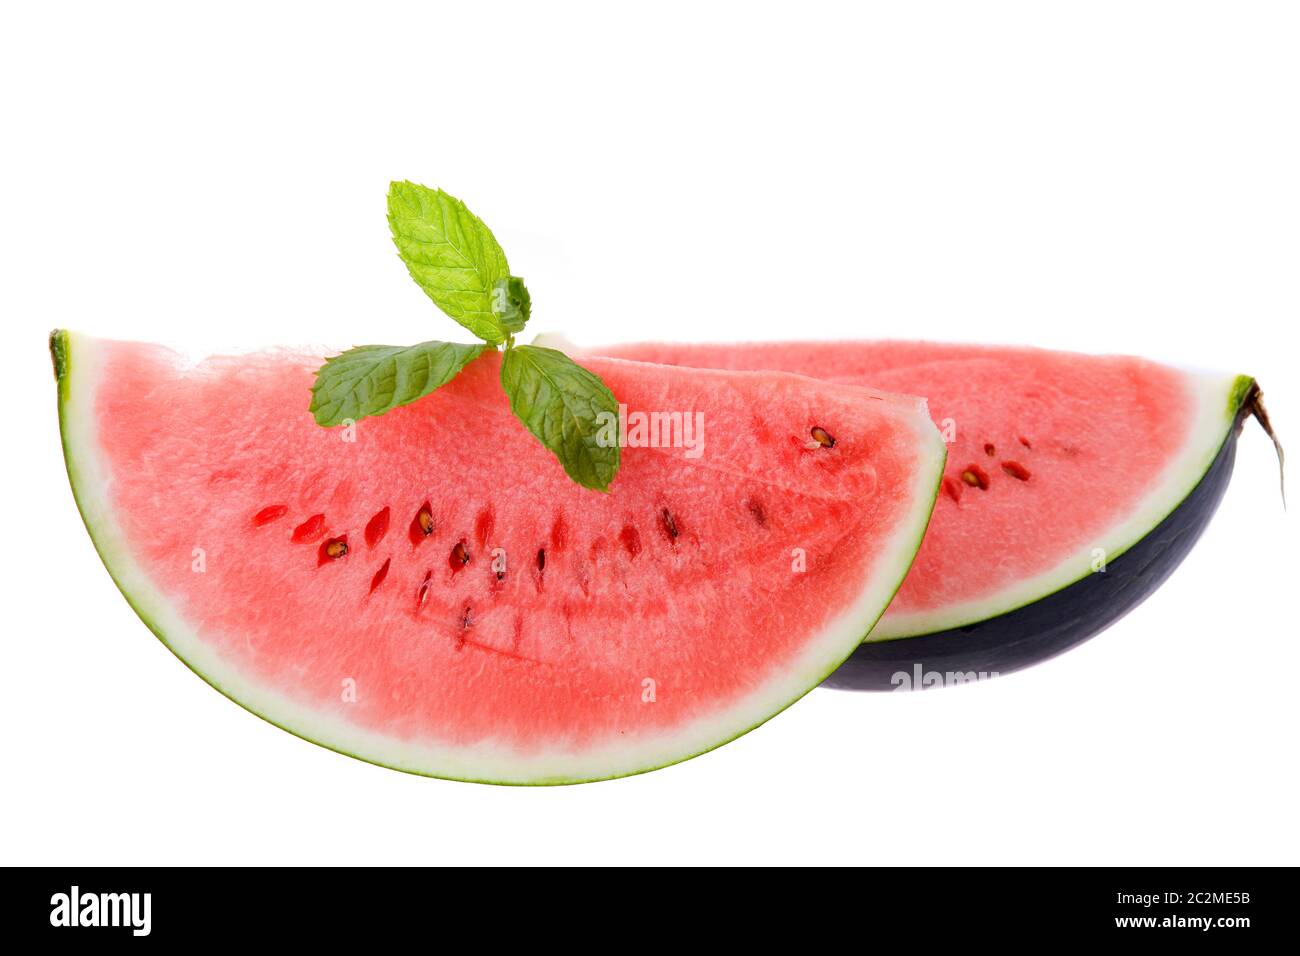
[310,340,486,426]
[500,345,621,492]
[491,276,531,334]
[387,180,510,345]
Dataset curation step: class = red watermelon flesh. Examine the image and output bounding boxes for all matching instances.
[575,339,1249,641]
[53,332,946,783]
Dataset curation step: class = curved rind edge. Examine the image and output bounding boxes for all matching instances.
[866,368,1252,642]
[824,373,1265,688]
[54,331,947,785]
[825,421,1243,689]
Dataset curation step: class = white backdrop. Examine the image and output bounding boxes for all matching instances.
[2,1,1296,865]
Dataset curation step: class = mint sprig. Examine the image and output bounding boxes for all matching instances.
[310,341,486,426]
[491,275,531,334]
[311,181,621,492]
[501,345,619,492]
[387,181,511,345]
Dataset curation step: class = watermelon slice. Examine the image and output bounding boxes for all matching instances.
[51,331,946,783]
[566,339,1279,688]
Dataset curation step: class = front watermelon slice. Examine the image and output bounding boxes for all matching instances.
[573,339,1279,687]
[51,331,946,783]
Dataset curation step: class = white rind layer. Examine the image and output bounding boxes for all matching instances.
[868,367,1244,641]
[56,331,947,785]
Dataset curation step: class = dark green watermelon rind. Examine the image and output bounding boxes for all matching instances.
[51,330,947,784]
[825,375,1265,690]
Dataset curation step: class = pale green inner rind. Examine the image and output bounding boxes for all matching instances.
[54,331,947,785]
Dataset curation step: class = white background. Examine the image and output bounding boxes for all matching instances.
[2,2,1296,865]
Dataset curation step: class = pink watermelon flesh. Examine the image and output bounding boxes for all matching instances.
[55,332,945,784]
[577,340,1247,641]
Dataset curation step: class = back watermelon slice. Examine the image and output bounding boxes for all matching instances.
[51,331,946,783]
[569,338,1274,685]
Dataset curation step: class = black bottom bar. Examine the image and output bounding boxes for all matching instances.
[7,866,1291,942]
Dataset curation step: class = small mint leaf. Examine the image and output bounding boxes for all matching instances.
[387,181,510,345]
[500,345,620,492]
[491,276,531,334]
[311,340,486,426]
